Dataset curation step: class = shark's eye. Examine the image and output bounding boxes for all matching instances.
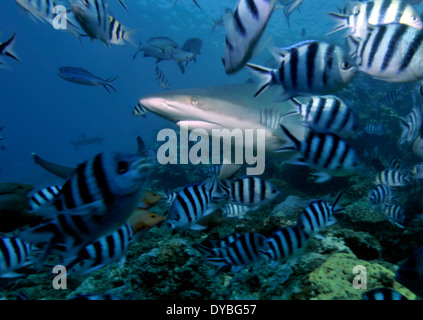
[191,96,202,106]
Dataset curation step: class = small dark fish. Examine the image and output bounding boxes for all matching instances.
[70,133,104,150]
[301,27,306,37]
[181,37,202,63]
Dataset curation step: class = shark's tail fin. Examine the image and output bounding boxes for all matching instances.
[1,32,21,65]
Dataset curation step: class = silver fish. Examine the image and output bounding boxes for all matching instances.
[155,65,171,90]
[133,37,179,62]
[58,66,118,93]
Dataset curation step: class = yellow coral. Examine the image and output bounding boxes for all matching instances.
[307,252,415,300]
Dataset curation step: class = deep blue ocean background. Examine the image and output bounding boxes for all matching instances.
[1,0,422,189]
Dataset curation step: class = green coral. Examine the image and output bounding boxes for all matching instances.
[306,252,415,300]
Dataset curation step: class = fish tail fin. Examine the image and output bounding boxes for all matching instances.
[118,0,129,12]
[245,63,274,97]
[326,12,350,35]
[277,125,301,151]
[3,32,21,64]
[346,35,360,59]
[104,76,119,93]
[123,29,139,47]
[31,152,41,165]
[193,243,216,258]
[332,189,346,214]
[289,97,303,113]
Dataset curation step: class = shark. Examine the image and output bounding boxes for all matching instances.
[138,83,307,179]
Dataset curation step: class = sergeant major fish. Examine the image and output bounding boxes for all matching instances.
[348,24,423,83]
[222,0,278,74]
[289,95,358,138]
[278,125,361,183]
[246,40,357,101]
[58,66,118,93]
[70,0,110,45]
[155,65,171,90]
[296,190,345,235]
[19,152,153,261]
[0,236,35,278]
[328,0,423,39]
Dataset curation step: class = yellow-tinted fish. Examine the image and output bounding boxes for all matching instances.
[127,208,164,233]
[139,191,162,209]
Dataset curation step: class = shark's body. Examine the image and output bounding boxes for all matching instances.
[139,83,307,178]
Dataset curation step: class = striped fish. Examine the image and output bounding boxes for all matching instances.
[200,233,242,252]
[28,185,62,212]
[289,95,357,138]
[246,40,357,101]
[0,32,21,67]
[328,0,423,39]
[221,203,252,219]
[349,23,423,82]
[278,125,361,183]
[70,0,111,46]
[108,16,134,46]
[382,203,406,227]
[15,0,59,25]
[155,65,171,90]
[19,152,152,260]
[222,0,278,74]
[133,102,148,117]
[221,175,280,209]
[164,177,223,231]
[362,287,408,300]
[163,189,178,206]
[399,106,422,144]
[374,169,409,186]
[202,165,221,177]
[388,155,402,170]
[0,236,34,278]
[195,232,268,274]
[369,184,396,208]
[64,223,133,276]
[363,123,386,135]
[260,226,310,264]
[296,191,345,235]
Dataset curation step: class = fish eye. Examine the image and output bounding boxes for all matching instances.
[191,96,202,106]
[150,214,156,218]
[83,0,89,6]
[117,161,129,174]
[411,16,418,23]
[341,61,351,69]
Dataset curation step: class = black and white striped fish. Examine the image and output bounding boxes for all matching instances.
[296,191,344,235]
[388,155,402,170]
[200,233,242,252]
[0,236,34,278]
[260,226,310,264]
[348,23,423,82]
[28,185,62,212]
[221,175,280,209]
[133,102,148,117]
[369,184,396,208]
[374,169,409,186]
[70,0,111,45]
[64,223,133,276]
[328,0,422,39]
[363,123,386,135]
[289,95,357,138]
[164,177,223,231]
[278,125,361,183]
[19,152,152,260]
[155,65,171,90]
[362,287,408,300]
[109,16,134,46]
[222,0,278,74]
[0,32,21,67]
[383,203,406,227]
[202,165,221,177]
[15,0,60,25]
[246,40,357,101]
[195,232,268,274]
[221,203,252,219]
[399,106,422,144]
